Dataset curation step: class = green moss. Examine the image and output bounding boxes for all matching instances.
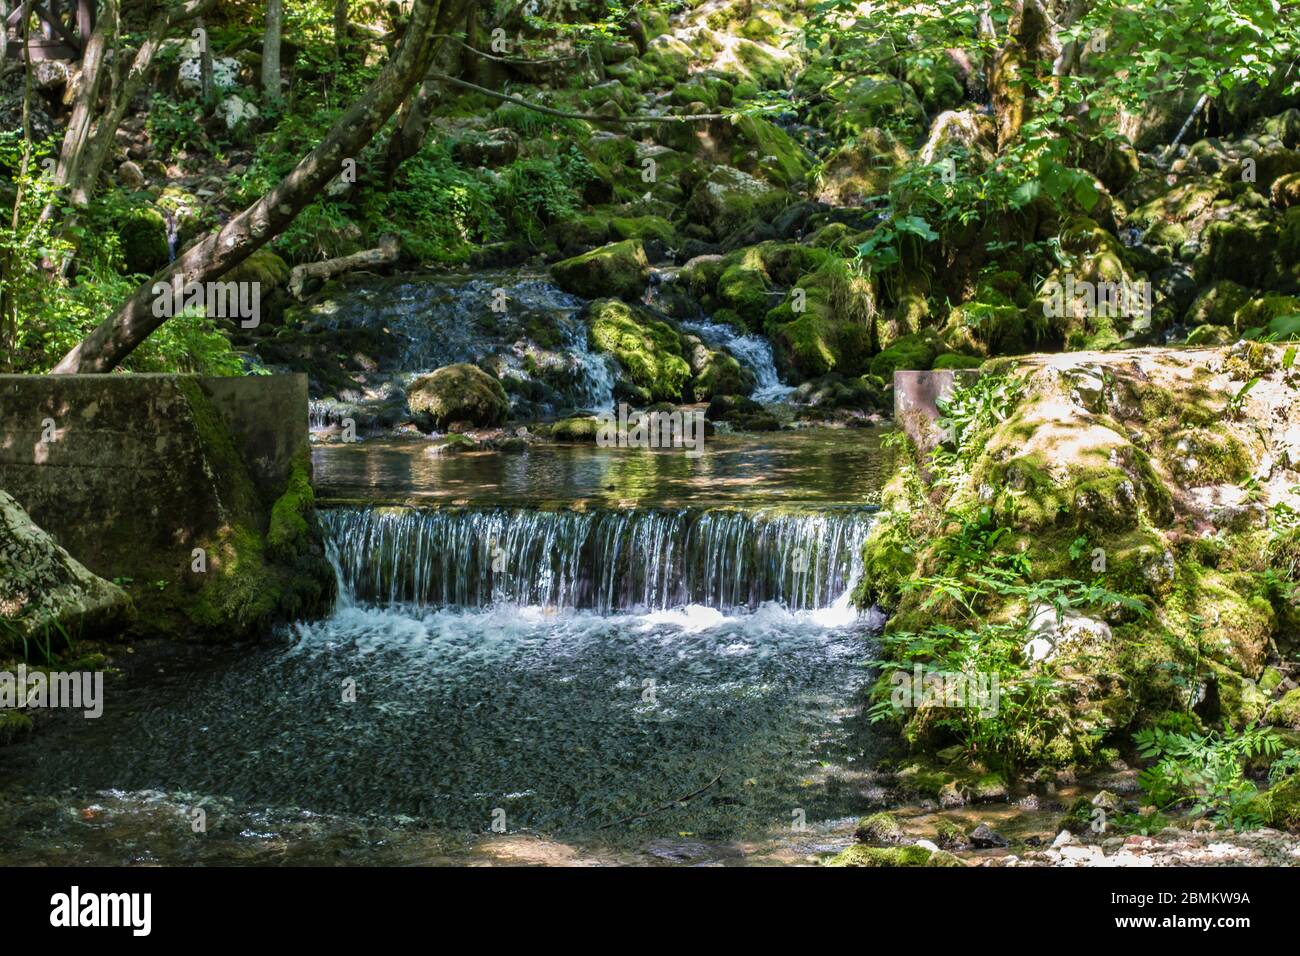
[826,845,963,867]
[587,298,691,401]
[550,416,602,442]
[1267,688,1300,729]
[609,216,676,247]
[869,332,940,378]
[854,811,905,843]
[942,288,1029,357]
[222,248,291,291]
[550,240,651,300]
[1251,773,1300,831]
[728,115,810,188]
[119,206,169,275]
[1185,281,1252,328]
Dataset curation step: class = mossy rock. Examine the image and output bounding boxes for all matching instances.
[1199,211,1280,286]
[727,115,810,189]
[932,352,985,369]
[686,338,755,401]
[869,332,941,378]
[407,364,509,431]
[1234,295,1300,336]
[609,215,676,247]
[941,288,1030,357]
[816,131,909,206]
[704,393,781,431]
[1185,280,1253,327]
[119,206,169,275]
[730,38,798,90]
[684,165,790,243]
[586,298,690,402]
[825,845,964,867]
[550,239,651,301]
[221,248,291,292]
[1251,773,1300,831]
[641,34,693,82]
[1162,425,1252,485]
[854,811,906,844]
[1267,688,1300,730]
[550,416,602,442]
[818,73,925,138]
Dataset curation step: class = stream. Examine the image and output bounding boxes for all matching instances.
[0,263,914,866]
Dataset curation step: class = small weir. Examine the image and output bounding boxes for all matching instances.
[321,505,872,613]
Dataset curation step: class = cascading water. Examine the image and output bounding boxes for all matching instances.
[320,505,871,615]
[305,273,617,419]
[681,319,796,403]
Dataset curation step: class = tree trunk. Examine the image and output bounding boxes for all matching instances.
[288,235,400,298]
[0,0,9,67]
[53,0,456,374]
[53,0,118,197]
[334,0,348,59]
[262,0,282,102]
[197,15,214,109]
[382,0,471,185]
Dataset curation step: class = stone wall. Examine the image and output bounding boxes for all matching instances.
[0,374,331,639]
[0,374,307,575]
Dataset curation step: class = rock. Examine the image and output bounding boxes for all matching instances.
[215,95,259,131]
[178,54,242,95]
[854,811,906,844]
[221,248,291,293]
[919,109,996,166]
[705,394,780,431]
[118,205,169,275]
[869,332,943,379]
[452,129,520,168]
[117,160,147,189]
[550,240,651,301]
[1052,829,1076,848]
[968,823,1009,848]
[0,490,130,645]
[407,364,509,431]
[935,819,970,849]
[817,130,909,205]
[1023,605,1113,663]
[585,299,691,403]
[686,336,755,401]
[684,166,787,244]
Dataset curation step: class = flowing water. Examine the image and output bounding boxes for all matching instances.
[1,339,894,864]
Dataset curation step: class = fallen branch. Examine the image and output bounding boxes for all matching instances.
[429,71,726,123]
[288,235,401,299]
[596,774,722,830]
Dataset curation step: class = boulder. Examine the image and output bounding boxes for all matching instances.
[586,299,691,402]
[408,364,509,431]
[1,490,130,647]
[550,240,651,301]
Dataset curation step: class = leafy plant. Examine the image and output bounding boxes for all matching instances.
[1134,724,1282,829]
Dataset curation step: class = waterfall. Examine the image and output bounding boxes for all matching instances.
[320,506,872,614]
[681,319,795,403]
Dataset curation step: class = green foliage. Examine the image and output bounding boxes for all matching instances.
[930,372,1027,488]
[1134,724,1284,829]
[144,96,207,159]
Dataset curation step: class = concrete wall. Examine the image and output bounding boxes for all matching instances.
[0,374,308,577]
[893,369,982,467]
